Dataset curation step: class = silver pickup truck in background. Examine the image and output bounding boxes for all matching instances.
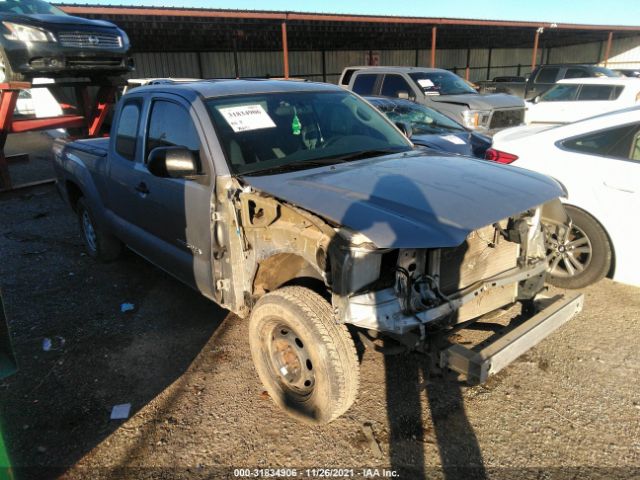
[54,79,583,425]
[340,66,525,131]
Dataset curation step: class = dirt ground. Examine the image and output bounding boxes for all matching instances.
[0,134,639,480]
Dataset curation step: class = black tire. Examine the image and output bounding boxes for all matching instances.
[0,49,26,83]
[77,197,122,262]
[249,286,359,424]
[547,205,611,289]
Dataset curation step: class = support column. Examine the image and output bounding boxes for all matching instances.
[430,26,437,68]
[281,21,289,79]
[196,51,204,78]
[531,28,540,71]
[486,47,492,80]
[604,31,613,67]
[232,32,240,78]
[465,48,470,81]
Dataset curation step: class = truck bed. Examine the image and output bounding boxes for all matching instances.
[63,137,110,158]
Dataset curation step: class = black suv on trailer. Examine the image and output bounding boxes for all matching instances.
[0,0,132,82]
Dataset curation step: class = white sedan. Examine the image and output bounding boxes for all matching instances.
[525,77,640,125]
[488,107,640,288]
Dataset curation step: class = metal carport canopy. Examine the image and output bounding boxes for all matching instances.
[57,5,640,51]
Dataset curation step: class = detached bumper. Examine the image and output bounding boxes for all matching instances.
[440,292,584,383]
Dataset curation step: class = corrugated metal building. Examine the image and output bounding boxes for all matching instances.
[58,5,640,83]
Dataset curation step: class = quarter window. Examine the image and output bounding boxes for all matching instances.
[115,102,141,161]
[563,123,640,159]
[352,74,378,95]
[341,68,359,86]
[631,133,640,161]
[577,85,622,101]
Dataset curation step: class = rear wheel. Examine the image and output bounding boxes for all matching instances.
[77,197,122,262]
[0,50,25,83]
[249,286,359,424]
[546,205,611,289]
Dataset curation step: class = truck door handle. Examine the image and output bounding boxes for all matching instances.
[135,182,150,195]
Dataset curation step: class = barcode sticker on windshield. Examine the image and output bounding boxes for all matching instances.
[219,104,276,132]
[442,135,466,145]
[417,79,435,88]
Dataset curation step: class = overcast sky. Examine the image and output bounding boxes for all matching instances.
[58,0,640,26]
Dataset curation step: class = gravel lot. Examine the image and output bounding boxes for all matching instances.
[0,135,639,480]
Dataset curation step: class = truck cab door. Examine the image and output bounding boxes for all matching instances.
[132,96,216,295]
[106,97,151,253]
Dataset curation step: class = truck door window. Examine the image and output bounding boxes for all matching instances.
[564,68,589,79]
[381,75,414,99]
[562,123,640,159]
[352,74,378,95]
[577,85,618,101]
[535,67,559,84]
[146,101,201,164]
[539,84,579,102]
[115,102,141,161]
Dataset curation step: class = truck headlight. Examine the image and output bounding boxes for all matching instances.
[462,110,491,129]
[3,22,56,43]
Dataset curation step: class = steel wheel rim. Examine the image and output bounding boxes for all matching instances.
[266,321,315,396]
[547,224,592,278]
[81,210,98,253]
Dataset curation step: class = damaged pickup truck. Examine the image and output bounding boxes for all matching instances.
[53,80,583,424]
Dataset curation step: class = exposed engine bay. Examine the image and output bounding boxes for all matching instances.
[331,202,567,335]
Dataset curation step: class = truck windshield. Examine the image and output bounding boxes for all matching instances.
[371,98,466,134]
[206,91,412,175]
[408,72,477,96]
[0,0,67,15]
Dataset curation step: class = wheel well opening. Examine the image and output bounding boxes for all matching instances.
[253,253,326,299]
[66,181,83,212]
[565,203,616,279]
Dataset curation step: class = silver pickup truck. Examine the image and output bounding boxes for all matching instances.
[340,66,525,131]
[54,79,583,424]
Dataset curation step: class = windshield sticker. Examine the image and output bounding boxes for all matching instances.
[219,104,276,133]
[417,78,441,95]
[442,135,466,145]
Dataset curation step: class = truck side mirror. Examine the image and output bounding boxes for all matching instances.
[532,95,541,104]
[147,146,201,179]
[395,121,413,139]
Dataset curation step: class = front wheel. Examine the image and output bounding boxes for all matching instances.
[546,205,611,289]
[249,286,360,424]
